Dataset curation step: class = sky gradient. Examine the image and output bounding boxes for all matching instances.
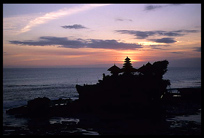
[3,4,201,68]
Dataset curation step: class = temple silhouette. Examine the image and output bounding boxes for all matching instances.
[76,57,170,118]
[7,57,171,118]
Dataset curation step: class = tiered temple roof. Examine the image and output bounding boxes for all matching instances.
[108,57,137,75]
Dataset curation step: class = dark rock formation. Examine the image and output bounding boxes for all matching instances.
[27,97,50,117]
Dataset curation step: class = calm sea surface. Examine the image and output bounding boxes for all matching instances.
[3,68,108,109]
[3,67,201,132]
[3,67,201,109]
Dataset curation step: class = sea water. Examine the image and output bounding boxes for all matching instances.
[3,67,201,133]
[3,68,108,110]
[3,67,201,110]
[163,67,201,89]
[3,68,108,129]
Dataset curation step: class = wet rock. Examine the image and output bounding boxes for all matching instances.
[27,97,50,117]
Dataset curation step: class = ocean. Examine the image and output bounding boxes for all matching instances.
[3,67,201,134]
[3,68,108,110]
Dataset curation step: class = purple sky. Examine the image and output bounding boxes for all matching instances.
[3,4,201,68]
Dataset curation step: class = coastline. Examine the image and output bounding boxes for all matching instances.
[3,87,201,135]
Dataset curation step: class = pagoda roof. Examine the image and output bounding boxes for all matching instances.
[107,64,121,72]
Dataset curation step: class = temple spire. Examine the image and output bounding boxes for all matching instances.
[122,56,137,74]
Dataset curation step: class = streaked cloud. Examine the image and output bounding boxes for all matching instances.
[171,52,183,54]
[115,18,133,22]
[3,14,38,35]
[145,5,163,11]
[61,24,88,29]
[149,44,170,49]
[86,39,142,49]
[144,4,182,11]
[3,4,201,68]
[193,47,201,52]
[116,29,199,39]
[19,4,109,33]
[149,38,176,43]
[116,30,157,39]
[9,36,142,50]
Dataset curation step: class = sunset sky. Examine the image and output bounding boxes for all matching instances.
[3,4,201,68]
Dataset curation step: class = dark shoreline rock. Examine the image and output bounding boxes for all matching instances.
[5,87,201,135]
[6,97,75,118]
[6,87,201,118]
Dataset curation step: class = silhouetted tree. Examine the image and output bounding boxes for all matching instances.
[152,60,169,79]
[138,60,169,78]
[138,62,153,76]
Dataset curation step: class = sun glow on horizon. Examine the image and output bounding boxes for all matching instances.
[116,56,141,64]
[3,4,201,68]
[114,50,143,64]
